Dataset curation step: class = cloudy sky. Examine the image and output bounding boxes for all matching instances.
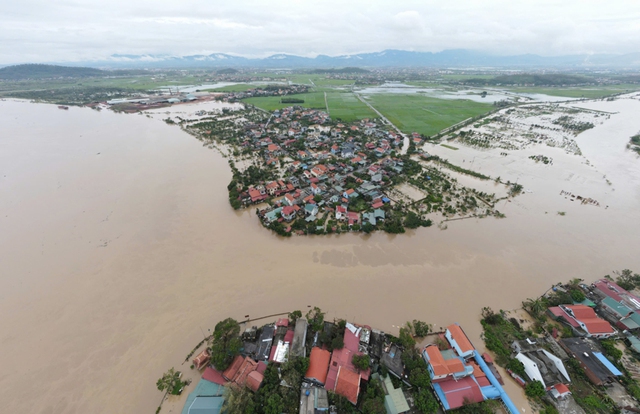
[1,0,639,64]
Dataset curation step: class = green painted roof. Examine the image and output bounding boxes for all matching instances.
[574,298,596,307]
[381,375,409,414]
[181,380,225,414]
[627,335,640,353]
[602,297,631,317]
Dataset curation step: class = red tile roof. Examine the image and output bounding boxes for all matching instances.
[554,383,571,395]
[565,305,614,335]
[276,318,289,327]
[335,367,361,404]
[202,367,228,385]
[425,345,466,378]
[438,376,484,409]
[306,347,331,384]
[256,361,268,374]
[246,370,264,392]
[222,355,245,381]
[193,349,211,370]
[447,324,475,354]
[234,357,258,386]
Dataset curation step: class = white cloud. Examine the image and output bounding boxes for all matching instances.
[0,0,638,64]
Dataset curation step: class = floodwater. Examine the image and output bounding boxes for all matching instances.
[357,82,577,103]
[1,97,640,414]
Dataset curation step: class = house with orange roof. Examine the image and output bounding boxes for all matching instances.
[334,367,360,404]
[305,347,331,386]
[549,304,615,338]
[423,345,472,382]
[445,323,475,358]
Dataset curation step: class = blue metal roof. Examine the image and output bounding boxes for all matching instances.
[593,352,623,376]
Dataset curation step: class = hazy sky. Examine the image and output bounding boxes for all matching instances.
[1,0,639,64]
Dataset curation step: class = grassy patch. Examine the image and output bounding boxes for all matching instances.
[242,91,375,122]
[242,92,326,111]
[440,144,459,150]
[326,92,376,122]
[363,93,492,136]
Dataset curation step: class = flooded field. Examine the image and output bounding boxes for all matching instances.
[1,97,640,414]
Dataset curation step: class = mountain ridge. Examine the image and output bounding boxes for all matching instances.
[11,49,640,69]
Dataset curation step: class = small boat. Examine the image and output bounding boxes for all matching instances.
[506,369,526,387]
[58,105,69,110]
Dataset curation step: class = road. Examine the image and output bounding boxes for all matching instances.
[353,91,410,154]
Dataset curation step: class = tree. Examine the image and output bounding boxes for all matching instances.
[156,368,184,395]
[399,325,416,349]
[223,384,256,414]
[570,289,585,302]
[352,354,370,372]
[209,318,242,370]
[306,306,325,332]
[522,298,545,318]
[264,393,284,414]
[404,211,422,229]
[414,388,439,414]
[525,380,546,398]
[332,336,344,350]
[362,222,374,233]
[412,320,431,337]
[288,310,302,324]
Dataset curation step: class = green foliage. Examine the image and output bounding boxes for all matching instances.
[481,308,525,366]
[209,318,242,371]
[223,385,256,414]
[156,367,185,395]
[264,394,284,414]
[352,354,370,372]
[306,307,325,332]
[506,358,526,378]
[414,388,439,413]
[404,211,422,229]
[615,269,640,291]
[524,380,546,398]
[601,339,623,362]
[539,406,560,414]
[288,310,301,324]
[398,325,416,349]
[362,221,375,233]
[331,336,344,350]
[412,320,431,337]
[268,220,291,237]
[570,289,586,302]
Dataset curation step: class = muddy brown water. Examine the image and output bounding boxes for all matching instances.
[1,98,640,413]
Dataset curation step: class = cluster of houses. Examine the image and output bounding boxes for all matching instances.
[230,106,420,231]
[422,324,519,413]
[480,277,640,410]
[550,279,640,385]
[220,85,309,102]
[183,317,444,414]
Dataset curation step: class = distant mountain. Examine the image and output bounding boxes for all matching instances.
[0,63,104,80]
[35,49,640,69]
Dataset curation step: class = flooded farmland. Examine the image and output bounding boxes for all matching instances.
[1,97,640,414]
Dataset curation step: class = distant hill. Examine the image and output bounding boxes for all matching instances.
[67,49,640,69]
[0,64,104,80]
[462,73,593,86]
[216,68,239,74]
[309,67,370,74]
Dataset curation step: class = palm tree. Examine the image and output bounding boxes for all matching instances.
[522,297,545,317]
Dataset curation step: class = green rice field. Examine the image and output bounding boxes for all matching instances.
[363,94,493,136]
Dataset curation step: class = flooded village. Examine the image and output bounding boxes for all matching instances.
[163,271,640,414]
[2,86,640,414]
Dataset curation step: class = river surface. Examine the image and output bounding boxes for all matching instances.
[1,98,640,414]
